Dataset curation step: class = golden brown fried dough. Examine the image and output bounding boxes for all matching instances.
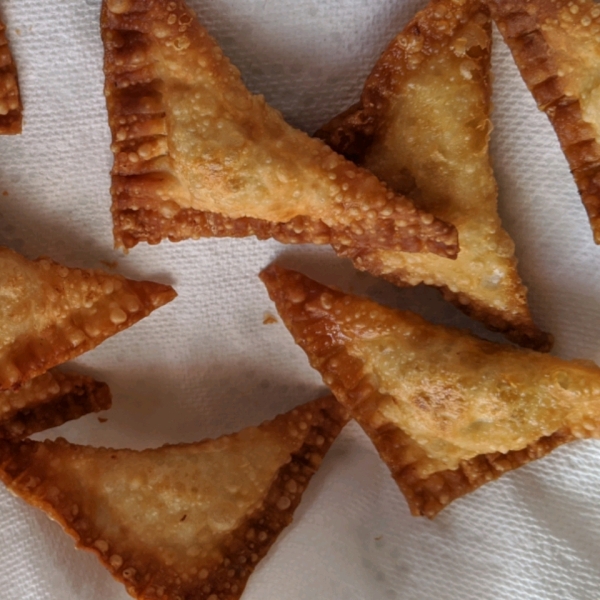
[260,265,600,517]
[101,0,458,259]
[0,395,348,600]
[487,0,600,244]
[0,246,176,391]
[0,17,21,134]
[317,0,550,351]
[396,428,575,519]
[0,369,111,440]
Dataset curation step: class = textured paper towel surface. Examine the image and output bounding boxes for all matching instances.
[1,0,600,598]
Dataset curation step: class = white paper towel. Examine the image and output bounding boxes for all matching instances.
[1,0,600,598]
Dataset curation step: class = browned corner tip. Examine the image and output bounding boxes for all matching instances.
[258,262,282,284]
[258,262,288,294]
[0,376,114,441]
[487,309,554,353]
[259,264,347,312]
[259,263,304,302]
[494,325,554,353]
[135,279,178,308]
[156,282,178,303]
[94,380,113,409]
[484,311,554,354]
[522,329,554,353]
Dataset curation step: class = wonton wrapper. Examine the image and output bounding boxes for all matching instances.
[487,0,600,244]
[0,369,111,440]
[316,0,550,351]
[0,246,176,391]
[261,265,600,517]
[101,0,458,260]
[0,395,348,600]
[0,17,21,134]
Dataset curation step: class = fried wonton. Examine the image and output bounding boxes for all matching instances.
[0,369,111,440]
[0,395,348,600]
[260,264,600,518]
[0,17,21,134]
[316,0,550,351]
[0,246,176,391]
[487,0,600,244]
[101,0,458,260]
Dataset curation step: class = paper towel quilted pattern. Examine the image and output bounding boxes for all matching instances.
[0,0,599,599]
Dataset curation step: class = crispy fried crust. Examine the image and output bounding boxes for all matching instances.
[394,428,575,518]
[0,369,111,440]
[0,18,22,134]
[316,0,551,351]
[487,0,600,243]
[101,0,458,259]
[260,265,600,516]
[0,395,348,600]
[0,246,176,391]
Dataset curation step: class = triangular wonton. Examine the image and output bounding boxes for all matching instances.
[0,246,176,390]
[487,0,600,244]
[0,369,111,440]
[0,17,21,134]
[316,0,550,351]
[261,264,600,517]
[101,0,458,260]
[0,395,348,599]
